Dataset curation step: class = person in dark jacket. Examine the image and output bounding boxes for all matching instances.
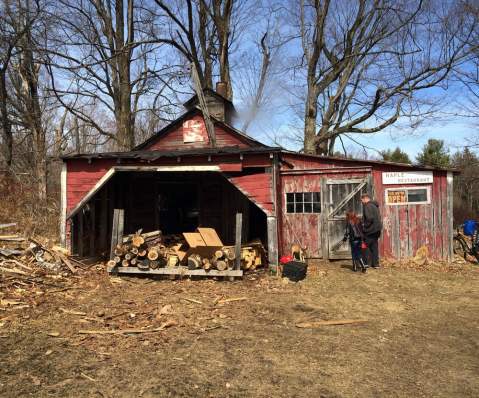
[361,193,382,268]
[343,212,368,273]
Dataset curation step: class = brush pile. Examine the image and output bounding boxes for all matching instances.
[0,223,79,281]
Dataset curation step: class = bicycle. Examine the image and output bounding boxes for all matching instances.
[453,226,479,263]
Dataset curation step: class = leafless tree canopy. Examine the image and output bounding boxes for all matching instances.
[1,0,479,203]
[291,0,476,155]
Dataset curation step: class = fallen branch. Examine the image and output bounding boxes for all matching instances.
[0,266,28,276]
[217,297,247,305]
[183,298,203,305]
[0,223,16,229]
[78,320,177,335]
[296,319,368,328]
[60,308,87,316]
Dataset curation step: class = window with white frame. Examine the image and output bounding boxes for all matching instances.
[385,187,430,205]
[286,192,321,213]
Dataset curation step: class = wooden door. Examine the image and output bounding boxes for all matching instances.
[322,177,370,259]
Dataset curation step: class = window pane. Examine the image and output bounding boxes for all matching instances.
[408,189,427,203]
[295,202,303,213]
[313,202,321,213]
[286,193,294,204]
[303,192,312,203]
[287,203,294,213]
[313,192,321,203]
[304,203,312,213]
[295,193,303,203]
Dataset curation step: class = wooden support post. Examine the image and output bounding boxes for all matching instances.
[89,201,96,257]
[59,162,67,247]
[235,213,242,270]
[109,209,125,261]
[446,172,454,261]
[99,187,108,254]
[267,216,278,267]
[78,211,84,257]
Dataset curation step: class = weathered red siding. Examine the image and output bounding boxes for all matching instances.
[227,172,273,215]
[144,115,253,151]
[278,153,452,261]
[66,159,115,212]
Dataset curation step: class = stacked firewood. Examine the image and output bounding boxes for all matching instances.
[108,231,266,272]
[186,247,236,271]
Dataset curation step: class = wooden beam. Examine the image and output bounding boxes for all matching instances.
[446,172,454,261]
[235,213,242,270]
[109,209,124,261]
[281,167,372,176]
[89,200,96,257]
[59,162,67,247]
[78,211,84,257]
[267,216,278,266]
[99,187,108,253]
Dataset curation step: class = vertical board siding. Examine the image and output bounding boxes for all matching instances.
[281,174,323,257]
[144,115,253,151]
[66,159,116,213]
[372,168,449,260]
[279,169,369,258]
[227,172,273,215]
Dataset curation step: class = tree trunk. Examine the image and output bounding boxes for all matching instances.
[0,70,12,167]
[304,88,318,154]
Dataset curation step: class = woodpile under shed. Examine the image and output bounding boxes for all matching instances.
[107,227,266,275]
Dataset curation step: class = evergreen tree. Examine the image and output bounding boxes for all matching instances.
[416,139,450,168]
[380,147,411,164]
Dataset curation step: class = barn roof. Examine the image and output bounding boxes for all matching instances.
[132,108,265,151]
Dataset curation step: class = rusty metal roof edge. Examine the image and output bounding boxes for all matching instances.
[279,150,459,173]
[61,146,282,160]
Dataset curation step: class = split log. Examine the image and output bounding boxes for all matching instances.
[214,250,224,260]
[137,260,149,270]
[215,260,228,271]
[132,235,145,248]
[202,258,212,270]
[107,260,117,268]
[147,249,159,261]
[131,247,139,255]
[167,255,179,267]
[114,246,124,256]
[223,247,235,261]
[137,249,147,258]
[187,254,202,270]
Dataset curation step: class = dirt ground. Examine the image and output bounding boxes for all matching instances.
[1,260,478,398]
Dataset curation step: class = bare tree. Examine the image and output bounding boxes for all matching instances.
[452,0,479,147]
[47,0,178,151]
[293,0,474,155]
[0,0,41,167]
[151,0,252,101]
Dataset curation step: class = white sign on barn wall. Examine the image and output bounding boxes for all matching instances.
[382,171,433,185]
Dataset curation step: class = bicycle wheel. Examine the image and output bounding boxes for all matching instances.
[453,237,467,260]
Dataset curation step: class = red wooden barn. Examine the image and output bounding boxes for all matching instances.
[60,87,455,264]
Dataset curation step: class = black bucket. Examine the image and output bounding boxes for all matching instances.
[282,261,308,282]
